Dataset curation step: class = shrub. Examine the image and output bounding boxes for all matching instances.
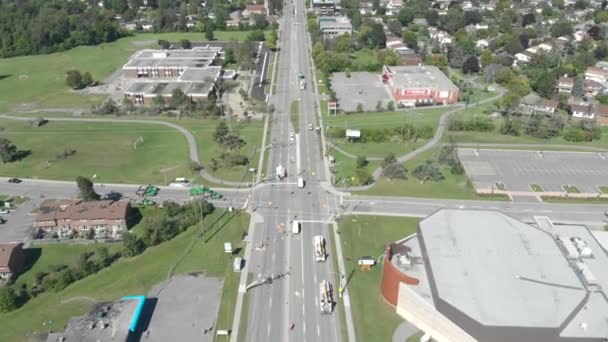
[413,161,444,181]
[383,163,408,180]
[220,152,249,167]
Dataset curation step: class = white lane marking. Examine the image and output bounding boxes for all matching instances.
[267,322,271,337]
[314,273,317,283]
[303,321,306,334]
[317,324,320,337]
[269,296,273,308]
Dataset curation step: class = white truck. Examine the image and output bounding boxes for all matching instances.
[297,177,305,188]
[276,165,286,179]
[298,73,306,90]
[314,236,326,262]
[319,280,333,314]
[292,220,300,234]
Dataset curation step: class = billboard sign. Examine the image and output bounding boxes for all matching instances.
[402,89,427,95]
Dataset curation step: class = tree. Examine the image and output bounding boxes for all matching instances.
[572,76,584,98]
[356,155,369,169]
[247,30,266,42]
[171,88,189,108]
[383,162,408,180]
[214,121,229,143]
[386,101,395,111]
[158,40,170,49]
[223,133,245,151]
[551,21,573,37]
[447,44,465,68]
[152,94,165,111]
[225,48,236,64]
[354,168,372,185]
[0,138,18,163]
[504,35,524,55]
[387,20,402,36]
[205,24,214,41]
[82,72,94,87]
[356,103,364,112]
[122,232,145,257]
[382,153,397,168]
[522,13,536,27]
[532,72,557,98]
[402,31,418,51]
[0,287,18,312]
[357,22,386,49]
[462,55,480,74]
[66,70,83,90]
[75,176,100,201]
[397,9,415,26]
[179,39,191,49]
[413,161,444,181]
[480,50,492,68]
[95,247,111,269]
[252,14,268,29]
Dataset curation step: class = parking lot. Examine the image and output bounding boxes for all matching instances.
[458,149,608,193]
[330,72,392,112]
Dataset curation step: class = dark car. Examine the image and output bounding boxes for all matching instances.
[8,178,21,184]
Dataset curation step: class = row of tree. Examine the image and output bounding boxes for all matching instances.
[328,124,435,143]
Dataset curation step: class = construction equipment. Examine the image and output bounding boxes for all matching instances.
[136,185,159,197]
[319,280,333,314]
[314,236,326,262]
[189,186,222,199]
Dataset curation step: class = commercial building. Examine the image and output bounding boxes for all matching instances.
[381,209,608,342]
[122,49,222,79]
[317,16,352,40]
[124,66,221,106]
[0,242,25,281]
[35,200,133,239]
[382,65,459,106]
[312,0,337,15]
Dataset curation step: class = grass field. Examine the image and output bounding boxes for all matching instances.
[541,196,608,204]
[177,117,264,182]
[291,100,300,133]
[358,147,509,201]
[329,151,380,186]
[339,215,420,342]
[0,209,249,342]
[326,108,445,158]
[530,184,543,192]
[563,185,580,193]
[0,120,191,184]
[0,31,269,113]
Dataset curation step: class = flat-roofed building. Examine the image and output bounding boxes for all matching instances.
[381,209,608,342]
[382,65,459,106]
[312,0,337,15]
[122,48,222,79]
[124,66,222,106]
[317,16,352,39]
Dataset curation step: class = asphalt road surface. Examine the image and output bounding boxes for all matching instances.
[242,0,343,341]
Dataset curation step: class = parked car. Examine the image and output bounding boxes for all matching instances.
[307,124,314,131]
[0,209,10,215]
[8,178,21,183]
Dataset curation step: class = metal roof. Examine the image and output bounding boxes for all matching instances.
[419,210,586,329]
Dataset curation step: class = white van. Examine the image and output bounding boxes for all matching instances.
[297,177,305,188]
[233,257,243,272]
[292,220,300,234]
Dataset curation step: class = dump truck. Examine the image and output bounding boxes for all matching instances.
[319,280,333,314]
[136,185,159,197]
[276,165,286,179]
[314,236,326,262]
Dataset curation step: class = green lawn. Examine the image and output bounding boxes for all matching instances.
[530,184,543,192]
[326,108,445,158]
[0,120,191,184]
[563,185,580,193]
[177,117,264,182]
[0,31,269,113]
[599,186,608,194]
[358,147,509,201]
[329,151,380,187]
[339,215,420,342]
[291,100,300,133]
[541,196,608,204]
[0,209,249,342]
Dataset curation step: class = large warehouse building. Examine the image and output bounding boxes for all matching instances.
[381,209,608,342]
[382,65,459,106]
[121,47,224,106]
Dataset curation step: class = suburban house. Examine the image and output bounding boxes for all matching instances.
[584,79,602,97]
[557,76,574,94]
[585,67,608,84]
[475,39,489,49]
[386,0,403,15]
[35,200,133,239]
[243,4,266,17]
[595,104,608,125]
[428,28,453,46]
[0,243,25,281]
[518,94,559,116]
[570,103,593,120]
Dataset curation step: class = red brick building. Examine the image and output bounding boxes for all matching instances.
[382,65,459,107]
[0,242,25,281]
[35,200,132,239]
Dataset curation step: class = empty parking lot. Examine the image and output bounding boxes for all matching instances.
[330,72,392,112]
[458,149,608,194]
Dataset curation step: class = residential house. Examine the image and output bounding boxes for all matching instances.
[574,29,587,42]
[514,51,534,65]
[557,76,574,94]
[518,94,558,116]
[35,200,133,239]
[386,0,403,15]
[244,4,266,17]
[595,61,608,70]
[570,103,594,120]
[585,67,608,84]
[0,243,25,281]
[584,79,602,97]
[476,39,489,49]
[226,19,242,27]
[428,28,452,47]
[359,2,374,15]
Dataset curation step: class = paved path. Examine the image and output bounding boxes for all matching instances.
[0,114,250,187]
[392,321,419,342]
[335,88,506,191]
